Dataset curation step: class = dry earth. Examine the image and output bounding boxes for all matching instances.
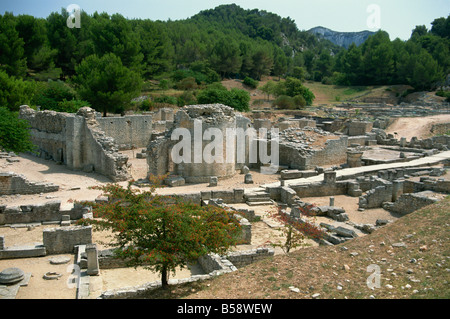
[385,114,450,141]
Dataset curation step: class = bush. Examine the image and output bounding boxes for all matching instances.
[243,76,259,89]
[436,90,450,102]
[273,95,295,109]
[197,87,250,112]
[275,77,315,106]
[0,107,34,153]
[32,80,77,111]
[153,94,178,105]
[177,91,197,106]
[158,79,171,90]
[139,99,153,111]
[0,70,36,111]
[176,77,198,90]
[293,95,307,108]
[56,99,90,113]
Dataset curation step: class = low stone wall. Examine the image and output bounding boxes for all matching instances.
[158,188,246,206]
[225,248,274,268]
[345,121,373,136]
[302,137,348,169]
[43,225,92,254]
[291,181,348,198]
[0,172,59,195]
[359,180,393,209]
[384,191,439,215]
[403,178,450,194]
[0,201,88,225]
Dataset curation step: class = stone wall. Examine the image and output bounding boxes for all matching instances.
[302,137,348,169]
[43,225,92,254]
[19,106,131,182]
[96,114,152,150]
[345,121,373,136]
[278,132,348,170]
[225,248,274,269]
[385,191,439,215]
[0,201,88,225]
[0,172,59,195]
[147,104,251,182]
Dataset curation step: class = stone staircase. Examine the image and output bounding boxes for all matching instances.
[244,189,274,206]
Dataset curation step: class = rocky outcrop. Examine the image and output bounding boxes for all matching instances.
[308,26,375,48]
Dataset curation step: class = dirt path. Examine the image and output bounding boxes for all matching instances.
[385,114,450,140]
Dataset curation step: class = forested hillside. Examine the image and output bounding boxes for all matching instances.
[0,4,449,119]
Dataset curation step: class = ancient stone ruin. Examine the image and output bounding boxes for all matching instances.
[1,100,449,299]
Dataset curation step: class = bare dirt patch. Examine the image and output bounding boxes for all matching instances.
[385,115,450,140]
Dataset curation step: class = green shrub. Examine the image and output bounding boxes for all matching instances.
[32,80,77,111]
[139,99,153,111]
[153,94,178,105]
[436,90,450,102]
[197,87,250,112]
[293,95,307,108]
[0,107,34,153]
[56,99,90,113]
[243,76,259,89]
[176,77,198,90]
[273,95,295,109]
[0,70,36,111]
[177,91,197,106]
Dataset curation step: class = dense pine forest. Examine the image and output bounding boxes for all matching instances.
[0,4,449,123]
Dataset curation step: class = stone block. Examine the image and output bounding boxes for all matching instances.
[164,176,185,187]
[43,226,92,255]
[244,173,254,184]
[209,176,218,187]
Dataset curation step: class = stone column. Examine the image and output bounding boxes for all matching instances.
[86,243,99,276]
[329,197,335,206]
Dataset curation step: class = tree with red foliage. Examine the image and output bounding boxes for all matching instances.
[268,205,325,254]
[77,181,241,288]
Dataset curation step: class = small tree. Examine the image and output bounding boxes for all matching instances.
[268,206,325,254]
[77,181,242,288]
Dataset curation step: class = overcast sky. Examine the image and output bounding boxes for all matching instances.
[2,0,449,40]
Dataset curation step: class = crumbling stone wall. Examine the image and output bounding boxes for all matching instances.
[345,121,373,136]
[0,172,59,195]
[278,128,348,170]
[96,114,153,150]
[43,225,92,254]
[147,104,253,182]
[0,201,89,225]
[385,191,439,215]
[19,106,131,182]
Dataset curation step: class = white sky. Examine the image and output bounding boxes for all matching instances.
[2,0,449,40]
